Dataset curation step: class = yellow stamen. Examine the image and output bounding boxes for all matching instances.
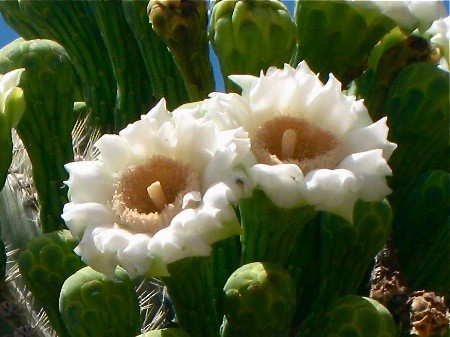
[147,181,167,211]
[281,129,297,159]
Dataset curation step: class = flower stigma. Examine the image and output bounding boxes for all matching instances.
[253,116,342,174]
[112,155,199,235]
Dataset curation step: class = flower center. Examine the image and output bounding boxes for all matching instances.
[252,116,342,173]
[112,155,199,235]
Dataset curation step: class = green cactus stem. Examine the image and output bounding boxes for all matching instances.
[385,62,449,210]
[86,0,156,132]
[212,236,240,320]
[0,39,75,233]
[136,328,191,337]
[289,200,392,332]
[392,171,449,297]
[148,0,214,101]
[297,295,397,337]
[122,0,189,111]
[0,0,118,132]
[59,266,140,337]
[221,261,296,337]
[209,0,297,93]
[238,189,316,267]
[313,200,392,313]
[161,257,219,337]
[293,0,396,86]
[18,230,86,337]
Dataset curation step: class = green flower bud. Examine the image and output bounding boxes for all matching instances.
[148,0,214,100]
[294,1,396,86]
[59,266,140,337]
[221,262,295,337]
[0,68,25,189]
[298,295,397,337]
[137,328,191,337]
[18,229,86,337]
[209,0,296,92]
[3,86,25,128]
[366,34,440,120]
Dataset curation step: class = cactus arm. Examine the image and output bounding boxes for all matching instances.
[3,0,118,132]
[161,257,220,337]
[121,0,188,110]
[238,189,316,266]
[0,39,75,233]
[87,0,156,132]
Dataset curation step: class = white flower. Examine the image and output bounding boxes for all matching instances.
[62,99,253,278]
[0,68,25,128]
[424,16,450,70]
[348,0,447,32]
[184,63,396,222]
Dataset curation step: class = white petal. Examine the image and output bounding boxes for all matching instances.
[143,98,171,123]
[0,68,25,92]
[74,226,119,278]
[337,150,393,176]
[118,234,154,278]
[228,74,259,99]
[119,118,158,160]
[342,117,397,160]
[305,169,359,222]
[148,226,212,266]
[64,161,115,203]
[250,164,307,208]
[356,175,392,201]
[61,202,116,238]
[307,75,363,136]
[94,134,132,174]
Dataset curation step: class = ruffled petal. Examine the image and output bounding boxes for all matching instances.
[74,226,120,278]
[94,134,132,174]
[61,202,117,238]
[249,164,308,208]
[64,161,115,203]
[148,226,212,266]
[305,169,359,222]
[342,117,397,160]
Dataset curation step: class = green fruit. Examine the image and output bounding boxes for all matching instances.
[209,0,296,92]
[221,261,296,337]
[59,266,140,337]
[298,295,397,337]
[18,230,85,337]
